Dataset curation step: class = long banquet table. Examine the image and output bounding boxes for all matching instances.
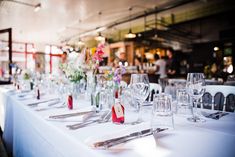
[0,85,235,157]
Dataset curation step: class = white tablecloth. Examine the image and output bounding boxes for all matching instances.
[0,85,235,157]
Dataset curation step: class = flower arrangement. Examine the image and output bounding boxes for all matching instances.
[60,62,85,83]
[113,66,126,86]
[103,66,126,87]
[21,69,32,80]
[85,44,105,75]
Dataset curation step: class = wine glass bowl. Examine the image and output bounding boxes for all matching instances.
[129,74,150,123]
[186,73,206,122]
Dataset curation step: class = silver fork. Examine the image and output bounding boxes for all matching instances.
[35,102,66,111]
[66,111,111,130]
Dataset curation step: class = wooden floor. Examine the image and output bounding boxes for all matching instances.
[0,127,8,157]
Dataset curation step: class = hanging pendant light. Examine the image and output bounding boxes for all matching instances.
[95,32,105,41]
[125,7,136,39]
[95,11,105,41]
[77,19,85,46]
[34,3,41,12]
[78,38,84,45]
[125,29,136,38]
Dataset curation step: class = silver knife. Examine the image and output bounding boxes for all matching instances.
[27,98,60,107]
[93,128,167,148]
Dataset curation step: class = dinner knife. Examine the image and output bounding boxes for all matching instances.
[93,128,167,148]
[66,110,111,129]
[27,98,60,107]
[49,110,95,119]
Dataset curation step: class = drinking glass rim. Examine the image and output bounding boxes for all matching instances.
[154,93,172,99]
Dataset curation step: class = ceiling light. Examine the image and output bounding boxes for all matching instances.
[125,29,136,38]
[34,3,41,12]
[5,46,9,51]
[214,47,219,51]
[125,7,136,39]
[78,39,85,45]
[69,47,74,51]
[31,48,36,52]
[95,32,105,41]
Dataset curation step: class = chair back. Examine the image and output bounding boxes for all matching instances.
[147,83,162,102]
[224,81,235,86]
[202,85,235,112]
[205,79,223,85]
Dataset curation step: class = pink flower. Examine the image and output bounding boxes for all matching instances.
[92,44,105,62]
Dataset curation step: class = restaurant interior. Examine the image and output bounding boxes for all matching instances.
[0,0,235,157]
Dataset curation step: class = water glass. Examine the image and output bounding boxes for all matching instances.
[186,73,206,122]
[121,88,139,124]
[176,88,191,115]
[151,94,174,131]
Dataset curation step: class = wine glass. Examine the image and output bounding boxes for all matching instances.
[129,74,150,123]
[186,73,206,122]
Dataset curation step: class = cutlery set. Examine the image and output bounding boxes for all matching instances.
[49,110,94,119]
[203,111,229,120]
[35,102,66,111]
[66,111,111,130]
[26,98,60,107]
[93,128,168,149]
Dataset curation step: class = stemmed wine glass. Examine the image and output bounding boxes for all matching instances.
[129,74,150,123]
[186,73,206,122]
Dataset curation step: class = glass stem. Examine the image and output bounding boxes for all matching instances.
[192,98,198,120]
[137,100,142,122]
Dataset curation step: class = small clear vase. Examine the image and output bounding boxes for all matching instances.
[22,79,31,91]
[85,71,96,101]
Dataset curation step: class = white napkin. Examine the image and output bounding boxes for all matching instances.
[46,106,96,122]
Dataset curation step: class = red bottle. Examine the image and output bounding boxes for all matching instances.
[112,90,124,124]
[67,94,73,110]
[36,88,40,100]
[17,84,20,90]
